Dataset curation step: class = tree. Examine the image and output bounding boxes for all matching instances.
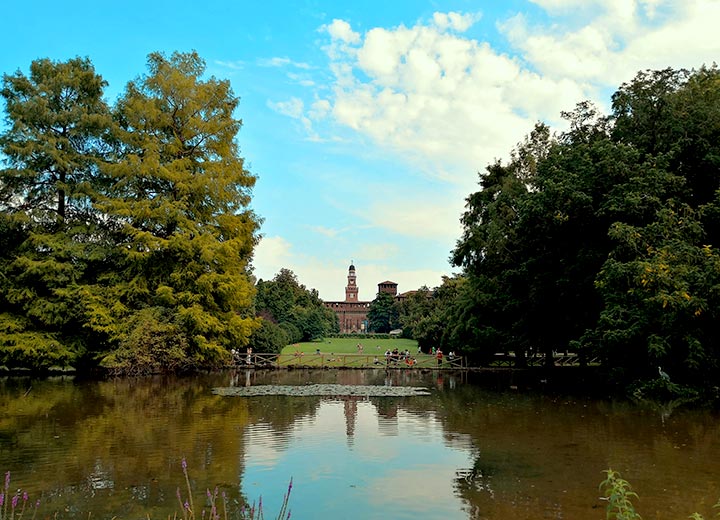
[247,318,289,353]
[0,57,112,369]
[367,292,399,333]
[89,51,260,370]
[254,268,338,343]
[452,65,720,386]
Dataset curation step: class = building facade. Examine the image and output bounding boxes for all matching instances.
[324,263,398,333]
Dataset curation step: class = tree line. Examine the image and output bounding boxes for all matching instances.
[384,65,720,391]
[3,52,719,392]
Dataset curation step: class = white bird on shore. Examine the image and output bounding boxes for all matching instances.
[658,366,670,382]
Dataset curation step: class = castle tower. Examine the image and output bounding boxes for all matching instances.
[345,261,358,302]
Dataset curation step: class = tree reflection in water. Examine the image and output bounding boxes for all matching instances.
[1,369,719,519]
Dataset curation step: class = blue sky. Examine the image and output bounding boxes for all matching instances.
[2,1,719,301]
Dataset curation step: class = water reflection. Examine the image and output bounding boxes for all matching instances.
[0,370,719,519]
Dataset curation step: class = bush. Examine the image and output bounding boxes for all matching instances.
[100,307,190,375]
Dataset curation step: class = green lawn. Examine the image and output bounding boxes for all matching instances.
[281,337,419,355]
[274,337,459,368]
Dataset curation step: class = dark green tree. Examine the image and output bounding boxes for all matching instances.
[254,268,338,342]
[247,318,289,353]
[451,65,720,386]
[367,291,399,333]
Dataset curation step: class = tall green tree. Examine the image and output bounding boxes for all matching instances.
[367,291,399,333]
[451,64,720,386]
[0,57,112,368]
[91,51,260,372]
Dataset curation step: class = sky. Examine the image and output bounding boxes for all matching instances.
[2,1,719,301]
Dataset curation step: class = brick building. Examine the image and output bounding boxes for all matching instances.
[324,262,398,333]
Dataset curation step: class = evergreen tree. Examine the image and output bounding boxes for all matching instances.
[0,57,112,368]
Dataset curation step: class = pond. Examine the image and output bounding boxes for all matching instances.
[0,368,718,519]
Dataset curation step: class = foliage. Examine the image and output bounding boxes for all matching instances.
[254,268,338,342]
[0,56,113,369]
[600,469,720,520]
[447,65,720,387]
[99,307,190,376]
[247,318,289,353]
[600,469,642,520]
[0,52,259,373]
[366,291,399,333]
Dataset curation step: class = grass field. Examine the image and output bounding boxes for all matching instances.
[280,337,419,355]
[274,337,460,368]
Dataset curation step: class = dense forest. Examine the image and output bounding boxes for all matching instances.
[2,52,719,395]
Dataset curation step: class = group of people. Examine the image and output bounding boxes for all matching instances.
[230,347,254,365]
[383,348,417,366]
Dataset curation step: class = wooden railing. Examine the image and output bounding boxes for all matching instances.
[236,353,466,369]
[490,352,599,367]
[235,352,597,369]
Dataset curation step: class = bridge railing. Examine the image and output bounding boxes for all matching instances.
[236,353,465,369]
[237,352,596,369]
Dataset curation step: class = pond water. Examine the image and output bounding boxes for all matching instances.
[1,369,718,519]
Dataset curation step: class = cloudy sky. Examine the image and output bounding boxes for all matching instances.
[2,0,719,301]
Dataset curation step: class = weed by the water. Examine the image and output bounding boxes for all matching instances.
[1,471,39,520]
[600,468,720,520]
[1,462,291,520]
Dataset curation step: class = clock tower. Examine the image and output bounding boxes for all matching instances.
[345,262,359,302]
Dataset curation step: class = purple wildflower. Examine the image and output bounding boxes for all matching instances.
[0,492,4,506]
[4,471,9,490]
[23,491,28,502]
[184,500,190,511]
[181,457,187,471]
[12,494,19,509]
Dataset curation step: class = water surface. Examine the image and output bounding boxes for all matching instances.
[0,369,718,519]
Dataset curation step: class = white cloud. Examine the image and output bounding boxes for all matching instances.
[502,0,720,87]
[263,3,720,280]
[310,225,340,238]
[214,60,245,70]
[431,11,481,32]
[252,235,294,282]
[325,19,361,44]
[267,97,314,134]
[258,57,312,69]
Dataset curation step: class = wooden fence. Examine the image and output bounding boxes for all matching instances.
[237,352,466,369]
[235,351,599,369]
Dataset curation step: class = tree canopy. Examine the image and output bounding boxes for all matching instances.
[0,52,260,373]
[447,65,720,387]
[253,268,338,347]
